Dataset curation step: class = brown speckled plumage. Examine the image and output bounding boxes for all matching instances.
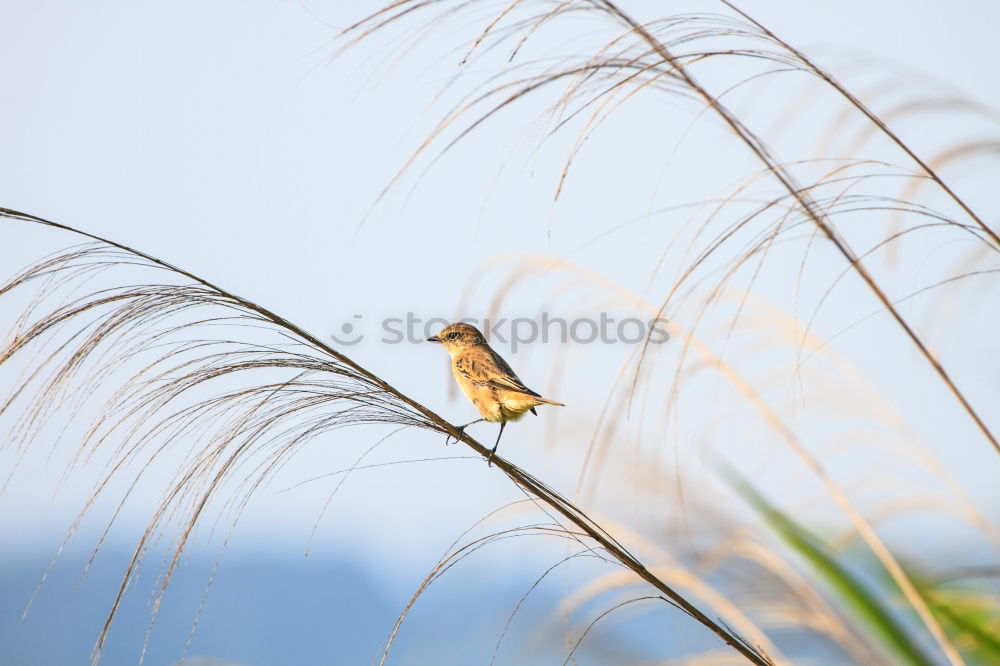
[427,322,563,462]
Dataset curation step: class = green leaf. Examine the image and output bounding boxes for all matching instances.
[913,575,1000,664]
[727,472,936,666]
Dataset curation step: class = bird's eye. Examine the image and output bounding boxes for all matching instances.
[447,331,461,340]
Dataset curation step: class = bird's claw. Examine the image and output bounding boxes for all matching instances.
[445,425,466,446]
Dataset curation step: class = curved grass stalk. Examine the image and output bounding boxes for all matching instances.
[0,207,772,666]
[561,595,664,665]
[718,0,999,247]
[341,1,998,471]
[591,4,996,483]
[336,7,996,658]
[729,473,936,666]
[560,561,789,665]
[467,251,987,664]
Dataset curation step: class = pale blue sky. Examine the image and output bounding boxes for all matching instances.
[1,4,998,663]
[3,0,999,554]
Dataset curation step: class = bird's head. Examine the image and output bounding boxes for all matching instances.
[427,322,486,354]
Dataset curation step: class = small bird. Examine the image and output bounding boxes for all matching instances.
[427,322,564,463]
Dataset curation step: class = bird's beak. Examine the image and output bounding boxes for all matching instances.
[426,335,441,343]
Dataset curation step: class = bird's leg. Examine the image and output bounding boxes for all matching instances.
[487,420,506,467]
[447,418,485,446]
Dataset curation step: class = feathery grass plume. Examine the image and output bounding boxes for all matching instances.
[727,471,936,666]
[455,252,1000,662]
[729,471,1000,665]
[339,1,997,468]
[335,9,997,660]
[0,208,774,665]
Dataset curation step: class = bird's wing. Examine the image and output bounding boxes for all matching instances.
[454,347,541,397]
[484,348,541,395]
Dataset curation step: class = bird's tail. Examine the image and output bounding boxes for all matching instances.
[534,396,565,407]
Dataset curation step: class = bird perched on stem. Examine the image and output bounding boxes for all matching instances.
[427,322,564,464]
